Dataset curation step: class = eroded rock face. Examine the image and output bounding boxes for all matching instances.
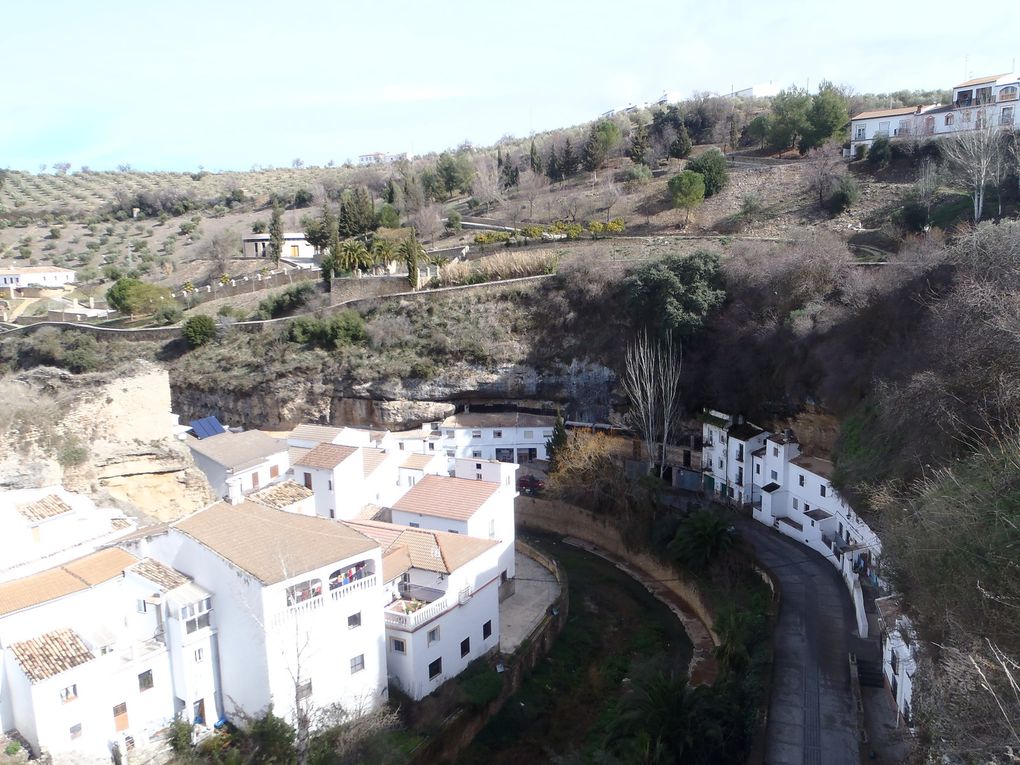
[0,362,216,521]
[169,359,618,430]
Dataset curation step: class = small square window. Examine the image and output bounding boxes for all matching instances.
[194,648,205,663]
[475,462,482,469]
[820,485,827,497]
[472,450,482,458]
[138,670,154,692]
[392,638,406,654]
[460,638,470,657]
[428,627,440,645]
[523,430,534,440]
[348,612,362,629]
[60,684,78,703]
[70,723,82,739]
[409,521,420,528]
[297,680,312,700]
[770,470,778,481]
[482,620,492,639]
[493,430,503,438]
[799,474,805,487]
[350,654,365,674]
[772,446,779,457]
[428,658,442,679]
[428,443,435,451]
[792,498,799,509]
[472,430,482,439]
[445,449,455,458]
[136,599,147,614]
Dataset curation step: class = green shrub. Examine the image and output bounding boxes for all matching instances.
[624,163,653,187]
[867,136,893,169]
[152,303,183,326]
[686,149,729,196]
[58,439,89,467]
[446,209,462,230]
[251,220,267,234]
[287,311,366,349]
[257,282,315,319]
[377,204,400,228]
[182,315,216,347]
[461,668,503,709]
[827,175,860,213]
[5,741,22,755]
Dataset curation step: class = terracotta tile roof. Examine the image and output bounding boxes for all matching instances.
[289,446,310,466]
[249,480,314,510]
[391,475,500,521]
[0,548,137,616]
[188,430,286,471]
[362,448,388,478]
[18,494,73,523]
[851,105,927,121]
[294,443,357,470]
[111,518,132,531]
[441,412,556,430]
[955,73,1010,88]
[10,628,95,683]
[289,424,344,444]
[346,519,498,574]
[401,453,435,470]
[174,501,377,585]
[129,558,190,591]
[381,546,413,581]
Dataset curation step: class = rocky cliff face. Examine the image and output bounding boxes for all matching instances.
[0,362,215,521]
[170,359,618,430]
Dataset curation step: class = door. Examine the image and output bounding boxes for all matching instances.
[193,698,206,725]
[113,702,129,732]
[251,471,260,489]
[290,245,300,259]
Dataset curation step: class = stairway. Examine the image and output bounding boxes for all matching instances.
[856,657,886,688]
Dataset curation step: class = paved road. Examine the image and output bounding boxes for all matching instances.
[734,515,861,765]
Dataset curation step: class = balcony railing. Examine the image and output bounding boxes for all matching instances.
[271,575,377,627]
[384,585,473,630]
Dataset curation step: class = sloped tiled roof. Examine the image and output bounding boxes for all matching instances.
[174,501,377,584]
[294,443,357,470]
[362,448,388,478]
[289,424,344,444]
[346,519,498,575]
[129,558,190,591]
[249,480,314,510]
[61,548,137,586]
[955,73,1010,88]
[441,412,556,429]
[791,455,835,480]
[10,628,95,683]
[0,547,138,616]
[391,475,500,521]
[188,430,286,470]
[401,453,435,470]
[851,105,924,121]
[18,494,73,523]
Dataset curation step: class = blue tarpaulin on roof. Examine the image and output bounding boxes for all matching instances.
[190,416,226,439]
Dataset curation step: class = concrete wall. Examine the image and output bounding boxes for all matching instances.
[328,275,410,306]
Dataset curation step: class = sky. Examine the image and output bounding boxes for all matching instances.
[4,0,1020,172]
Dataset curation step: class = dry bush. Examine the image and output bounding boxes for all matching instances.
[435,250,556,287]
[364,314,413,349]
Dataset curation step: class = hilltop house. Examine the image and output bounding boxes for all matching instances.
[849,72,1020,155]
[241,233,316,262]
[0,266,76,294]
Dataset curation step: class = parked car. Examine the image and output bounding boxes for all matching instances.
[517,474,546,494]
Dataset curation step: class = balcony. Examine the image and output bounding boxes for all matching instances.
[384,584,473,630]
[271,574,377,627]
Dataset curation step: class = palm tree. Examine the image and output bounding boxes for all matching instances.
[667,509,735,570]
[339,240,369,273]
[371,238,395,274]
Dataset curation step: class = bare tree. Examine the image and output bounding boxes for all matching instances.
[597,172,621,221]
[517,169,548,220]
[411,204,443,245]
[802,144,843,209]
[470,155,503,213]
[622,331,683,477]
[914,157,942,230]
[941,121,1002,222]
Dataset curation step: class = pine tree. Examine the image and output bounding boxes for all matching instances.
[546,147,561,182]
[561,138,579,176]
[669,124,693,159]
[529,139,542,174]
[546,415,569,473]
[268,202,284,266]
[627,123,650,166]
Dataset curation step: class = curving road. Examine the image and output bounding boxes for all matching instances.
[733,515,862,765]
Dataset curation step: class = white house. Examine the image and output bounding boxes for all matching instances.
[141,500,388,728]
[0,548,189,762]
[248,480,316,516]
[389,458,518,587]
[242,233,317,262]
[0,488,136,581]
[700,410,768,503]
[0,266,76,292]
[346,520,503,700]
[187,430,289,502]
[292,443,399,520]
[875,595,916,726]
[849,72,1020,155]
[396,411,557,472]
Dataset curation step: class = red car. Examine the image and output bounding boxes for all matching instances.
[517,475,546,494]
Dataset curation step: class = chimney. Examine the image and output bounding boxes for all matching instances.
[226,478,244,505]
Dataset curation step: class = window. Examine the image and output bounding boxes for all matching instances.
[60,684,78,703]
[398,442,405,451]
[445,429,455,437]
[772,446,779,457]
[474,462,482,469]
[348,612,362,629]
[461,638,471,657]
[854,125,865,139]
[770,470,778,481]
[428,443,435,451]
[448,529,459,534]
[297,680,312,701]
[976,110,986,129]
[475,473,483,481]
[136,599,148,613]
[482,620,492,639]
[286,580,321,607]
[181,598,212,633]
[472,430,482,439]
[493,429,503,438]
[1001,106,1015,125]
[820,485,827,497]
[523,430,534,440]
[194,648,205,663]
[543,431,553,439]
[270,464,279,478]
[70,724,82,739]
[113,703,129,732]
[792,498,799,509]
[804,503,810,513]
[328,479,333,491]
[718,458,723,468]
[472,450,482,458]
[488,519,496,539]
[445,449,455,458]
[138,670,154,692]
[409,521,420,528]
[392,638,406,654]
[428,627,440,645]
[755,462,761,475]
[838,522,844,536]
[431,422,440,431]
[877,120,889,135]
[428,658,442,679]
[999,85,1018,102]
[962,110,972,123]
[251,472,260,489]
[350,654,365,674]
[303,472,312,490]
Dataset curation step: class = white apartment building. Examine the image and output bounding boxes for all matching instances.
[187,430,290,502]
[141,500,388,726]
[700,411,768,504]
[346,520,502,700]
[390,458,518,585]
[849,72,1020,155]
